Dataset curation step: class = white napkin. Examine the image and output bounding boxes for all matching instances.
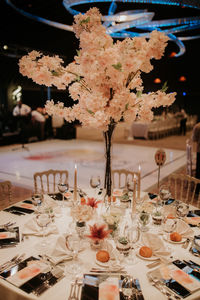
[175,219,194,238]
[42,194,61,214]
[46,235,73,265]
[141,232,170,261]
[43,194,59,207]
[23,217,59,236]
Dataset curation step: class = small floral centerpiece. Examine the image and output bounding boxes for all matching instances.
[103,214,120,236]
[116,236,131,256]
[152,210,163,225]
[86,197,102,209]
[103,207,122,238]
[87,223,112,249]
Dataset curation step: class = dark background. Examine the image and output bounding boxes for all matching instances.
[0,0,200,116]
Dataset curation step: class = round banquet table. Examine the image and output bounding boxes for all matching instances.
[0,191,200,300]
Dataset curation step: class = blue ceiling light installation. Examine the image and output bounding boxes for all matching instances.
[5,0,200,56]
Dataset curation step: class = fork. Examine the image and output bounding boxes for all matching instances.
[68,281,75,300]
[0,254,19,271]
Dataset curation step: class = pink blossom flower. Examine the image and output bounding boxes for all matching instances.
[18,8,176,131]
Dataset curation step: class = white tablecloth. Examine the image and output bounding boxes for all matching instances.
[0,192,200,300]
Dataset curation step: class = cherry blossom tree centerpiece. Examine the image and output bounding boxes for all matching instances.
[19,8,176,198]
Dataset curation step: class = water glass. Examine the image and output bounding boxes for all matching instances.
[90,175,101,197]
[176,202,189,218]
[57,180,69,207]
[65,234,81,277]
[36,213,51,249]
[159,185,171,205]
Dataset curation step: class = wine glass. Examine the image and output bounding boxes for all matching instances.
[65,234,81,278]
[126,225,140,264]
[90,175,101,198]
[121,276,138,300]
[36,213,51,250]
[159,185,171,205]
[139,212,150,232]
[57,179,69,207]
[176,202,189,219]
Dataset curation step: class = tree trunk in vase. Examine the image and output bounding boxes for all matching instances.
[103,122,116,197]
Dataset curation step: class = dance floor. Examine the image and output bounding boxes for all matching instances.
[0,139,186,192]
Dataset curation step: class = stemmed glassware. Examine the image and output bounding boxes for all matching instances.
[126,225,140,264]
[36,213,51,251]
[65,234,81,277]
[57,179,69,207]
[176,202,189,219]
[159,185,171,205]
[139,211,150,231]
[90,175,101,198]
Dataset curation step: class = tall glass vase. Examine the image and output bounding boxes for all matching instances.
[103,122,116,198]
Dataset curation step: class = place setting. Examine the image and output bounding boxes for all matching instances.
[0,253,65,297]
[0,222,20,249]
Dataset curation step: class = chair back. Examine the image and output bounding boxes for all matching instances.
[168,173,200,206]
[112,169,141,199]
[33,169,68,194]
[0,181,12,209]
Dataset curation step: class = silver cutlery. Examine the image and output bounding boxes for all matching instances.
[71,279,78,300]
[149,275,181,300]
[0,243,17,249]
[68,281,75,300]
[0,253,25,273]
[90,267,127,274]
[0,254,19,271]
[0,222,16,228]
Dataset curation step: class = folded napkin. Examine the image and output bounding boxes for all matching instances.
[175,219,194,238]
[141,232,170,261]
[23,217,59,236]
[46,235,73,265]
[43,194,61,214]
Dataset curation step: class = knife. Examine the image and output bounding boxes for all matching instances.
[0,243,17,249]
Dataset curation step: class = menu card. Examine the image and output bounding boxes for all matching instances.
[7,260,48,287]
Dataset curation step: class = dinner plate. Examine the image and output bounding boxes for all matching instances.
[136,250,159,261]
[163,234,187,244]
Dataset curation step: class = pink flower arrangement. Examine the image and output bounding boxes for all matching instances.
[86,197,102,208]
[87,223,112,241]
[18,7,176,132]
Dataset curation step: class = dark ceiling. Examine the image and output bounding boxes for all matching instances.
[0,0,200,113]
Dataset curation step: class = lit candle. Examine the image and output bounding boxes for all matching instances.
[138,165,141,200]
[74,164,77,202]
[132,178,136,214]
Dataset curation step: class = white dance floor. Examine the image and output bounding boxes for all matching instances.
[0,139,186,192]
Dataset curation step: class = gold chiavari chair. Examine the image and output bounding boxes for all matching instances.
[0,181,12,209]
[168,173,200,207]
[111,169,141,199]
[33,169,68,194]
